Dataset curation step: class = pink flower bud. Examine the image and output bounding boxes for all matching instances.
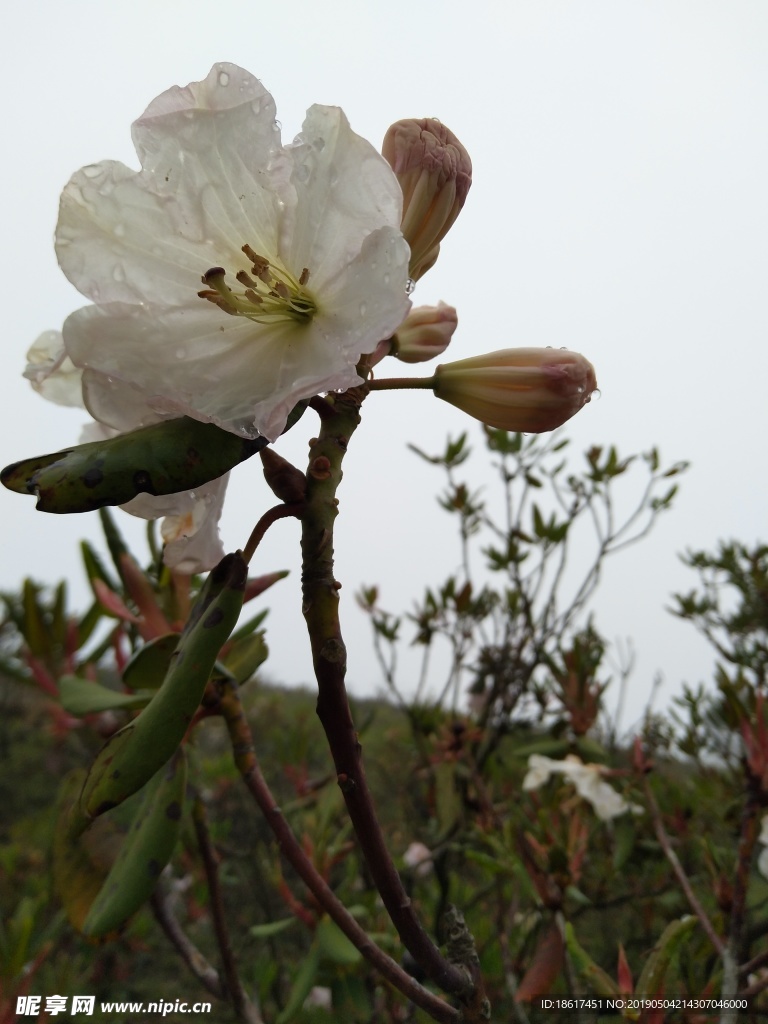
[382,119,471,281]
[393,302,458,363]
[433,348,597,433]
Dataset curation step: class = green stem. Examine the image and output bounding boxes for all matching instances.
[367,376,436,391]
[299,386,475,1002]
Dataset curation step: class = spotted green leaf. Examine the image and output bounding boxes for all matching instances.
[83,751,187,937]
[77,552,247,821]
[1,417,266,514]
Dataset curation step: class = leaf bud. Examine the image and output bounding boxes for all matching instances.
[259,448,307,504]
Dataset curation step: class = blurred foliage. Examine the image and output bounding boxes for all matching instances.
[4,430,768,1023]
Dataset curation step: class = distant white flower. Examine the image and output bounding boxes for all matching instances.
[403,841,434,877]
[523,754,642,822]
[25,331,227,573]
[757,814,768,880]
[54,63,411,442]
[303,987,332,1011]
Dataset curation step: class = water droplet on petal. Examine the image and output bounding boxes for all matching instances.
[383,272,390,285]
[112,264,126,283]
[359,302,367,317]
[113,223,125,238]
[406,278,416,295]
[175,347,186,359]
[218,70,230,87]
[82,165,101,179]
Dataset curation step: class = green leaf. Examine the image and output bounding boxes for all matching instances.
[83,751,187,936]
[222,631,268,684]
[1,417,267,514]
[60,676,154,716]
[78,552,247,820]
[275,942,321,1023]
[564,922,620,997]
[22,580,48,657]
[249,918,298,939]
[121,633,181,692]
[635,916,697,997]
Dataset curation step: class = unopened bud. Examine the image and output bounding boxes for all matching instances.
[393,302,458,363]
[382,118,471,281]
[260,448,307,504]
[433,348,597,433]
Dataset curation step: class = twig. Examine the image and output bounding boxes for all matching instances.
[642,776,725,956]
[150,888,224,999]
[299,388,475,1003]
[192,795,263,1024]
[217,678,459,1024]
[242,502,304,564]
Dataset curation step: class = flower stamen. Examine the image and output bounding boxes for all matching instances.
[197,246,316,325]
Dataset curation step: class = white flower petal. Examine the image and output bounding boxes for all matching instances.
[64,301,366,440]
[522,754,557,791]
[524,754,638,821]
[24,331,84,408]
[124,475,228,575]
[56,68,290,310]
[284,104,405,283]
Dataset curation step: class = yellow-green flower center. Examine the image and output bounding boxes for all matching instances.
[198,244,316,324]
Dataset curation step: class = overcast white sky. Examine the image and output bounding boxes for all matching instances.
[2,0,767,731]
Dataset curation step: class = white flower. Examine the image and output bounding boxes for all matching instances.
[303,987,332,1011]
[54,63,412,442]
[523,754,642,822]
[403,841,434,878]
[24,331,228,573]
[757,814,768,880]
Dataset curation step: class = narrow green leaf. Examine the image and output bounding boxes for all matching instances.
[83,751,187,936]
[564,922,620,997]
[22,580,48,657]
[121,633,180,692]
[59,676,153,716]
[2,417,267,514]
[78,552,246,820]
[276,942,321,1024]
[222,631,268,684]
[249,918,298,939]
[635,916,697,997]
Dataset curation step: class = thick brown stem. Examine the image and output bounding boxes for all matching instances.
[299,388,475,1002]
[217,679,459,1024]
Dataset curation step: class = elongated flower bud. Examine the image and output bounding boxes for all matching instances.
[393,302,458,363]
[382,119,471,281]
[433,348,597,433]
